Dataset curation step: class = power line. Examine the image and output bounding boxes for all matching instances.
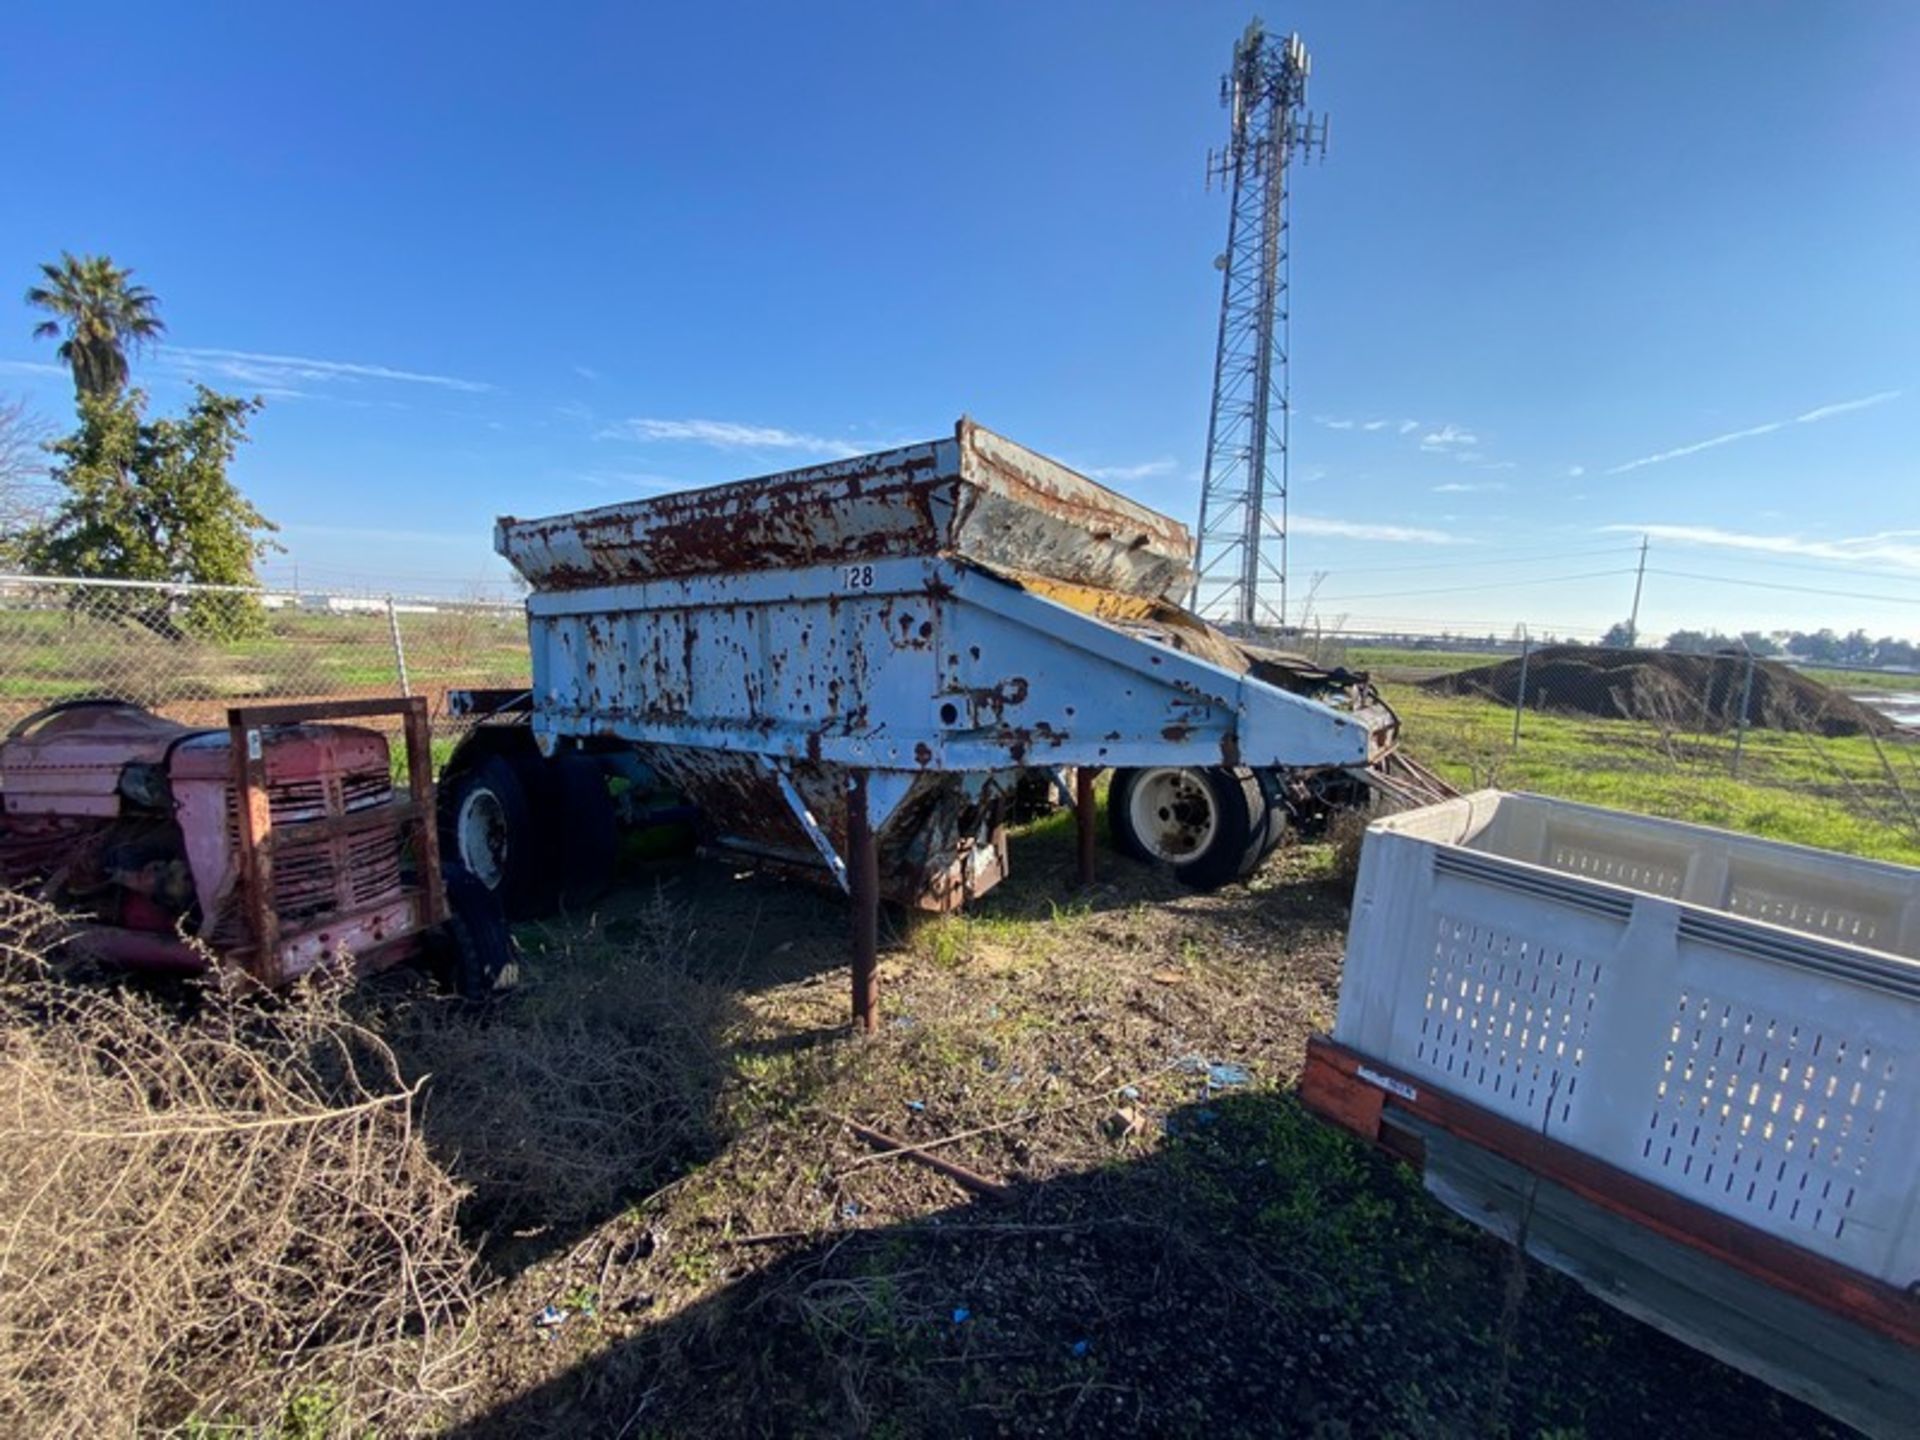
[1647,568,1920,607]
[1300,543,1639,579]
[1647,549,1920,586]
[1312,567,1637,604]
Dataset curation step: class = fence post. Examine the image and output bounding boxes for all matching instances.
[386,596,412,698]
[1731,648,1756,777]
[1511,631,1531,750]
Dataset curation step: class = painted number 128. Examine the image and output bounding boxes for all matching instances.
[844,564,875,590]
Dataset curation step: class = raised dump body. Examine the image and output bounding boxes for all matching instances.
[1303,791,1920,1437]
[503,418,1194,602]
[491,418,1396,913]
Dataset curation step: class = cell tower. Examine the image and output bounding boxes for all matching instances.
[1191,21,1327,630]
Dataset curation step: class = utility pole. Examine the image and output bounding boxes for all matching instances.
[1191,21,1328,632]
[1625,534,1649,647]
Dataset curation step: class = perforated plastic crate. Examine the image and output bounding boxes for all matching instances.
[1335,790,1920,1287]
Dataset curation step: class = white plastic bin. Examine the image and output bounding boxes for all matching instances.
[1336,790,1920,1287]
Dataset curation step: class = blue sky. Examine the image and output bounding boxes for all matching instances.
[2,1,1916,641]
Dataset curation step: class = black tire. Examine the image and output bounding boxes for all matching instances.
[1107,768,1154,864]
[1108,765,1268,890]
[438,753,552,918]
[546,752,618,910]
[433,864,519,1000]
[1255,770,1291,859]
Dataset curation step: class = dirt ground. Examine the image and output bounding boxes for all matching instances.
[339,804,1841,1440]
[1425,645,1893,737]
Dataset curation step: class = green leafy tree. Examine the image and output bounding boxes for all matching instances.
[27,252,166,399]
[1663,628,1739,654]
[27,386,278,628]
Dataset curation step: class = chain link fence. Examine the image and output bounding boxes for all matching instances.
[1300,627,1920,866]
[0,573,527,742]
[4,575,1916,862]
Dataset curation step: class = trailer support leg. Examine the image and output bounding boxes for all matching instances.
[848,769,880,1034]
[1075,767,1098,888]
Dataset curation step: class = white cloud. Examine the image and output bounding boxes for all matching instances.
[599,417,868,458]
[160,346,493,394]
[1567,464,1586,478]
[1432,481,1508,494]
[1315,416,1356,430]
[1605,419,1784,474]
[1606,388,1900,475]
[1420,424,1477,451]
[1795,390,1900,424]
[1081,457,1178,483]
[1292,514,1463,545]
[1362,419,1388,432]
[1398,419,1420,434]
[0,359,67,378]
[1599,522,1920,574]
[573,364,600,382]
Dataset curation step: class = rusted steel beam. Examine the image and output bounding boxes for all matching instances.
[227,711,278,985]
[254,798,428,846]
[401,699,446,927]
[847,769,879,1033]
[228,696,427,727]
[1075,766,1098,887]
[843,1118,1012,1202]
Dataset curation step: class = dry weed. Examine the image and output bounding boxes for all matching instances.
[377,888,734,1238]
[0,895,479,1438]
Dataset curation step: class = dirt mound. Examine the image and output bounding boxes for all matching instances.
[1423,646,1893,738]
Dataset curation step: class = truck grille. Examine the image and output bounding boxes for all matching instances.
[227,766,403,929]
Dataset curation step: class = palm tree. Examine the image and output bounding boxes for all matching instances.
[27,252,166,399]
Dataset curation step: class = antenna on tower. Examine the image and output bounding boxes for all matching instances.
[1191,19,1329,632]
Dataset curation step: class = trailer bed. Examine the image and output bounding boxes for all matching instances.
[1303,791,1920,1436]
[493,419,1398,911]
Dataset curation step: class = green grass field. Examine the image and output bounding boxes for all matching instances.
[1387,682,1920,864]
[0,603,530,712]
[1796,665,1920,695]
[1345,644,1505,676]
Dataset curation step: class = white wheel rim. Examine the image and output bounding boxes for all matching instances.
[1128,768,1218,865]
[456,787,509,890]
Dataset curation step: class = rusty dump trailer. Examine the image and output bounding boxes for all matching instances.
[456,419,1411,1020]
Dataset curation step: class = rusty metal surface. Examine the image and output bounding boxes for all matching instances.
[0,695,439,986]
[497,418,1194,602]
[847,769,879,1033]
[1075,766,1097,887]
[215,697,440,984]
[525,558,1367,774]
[634,741,1015,911]
[500,422,1394,908]
[1,702,206,818]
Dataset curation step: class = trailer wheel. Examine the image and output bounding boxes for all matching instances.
[439,753,550,918]
[546,752,618,910]
[1255,770,1292,858]
[434,864,519,999]
[1108,766,1269,890]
